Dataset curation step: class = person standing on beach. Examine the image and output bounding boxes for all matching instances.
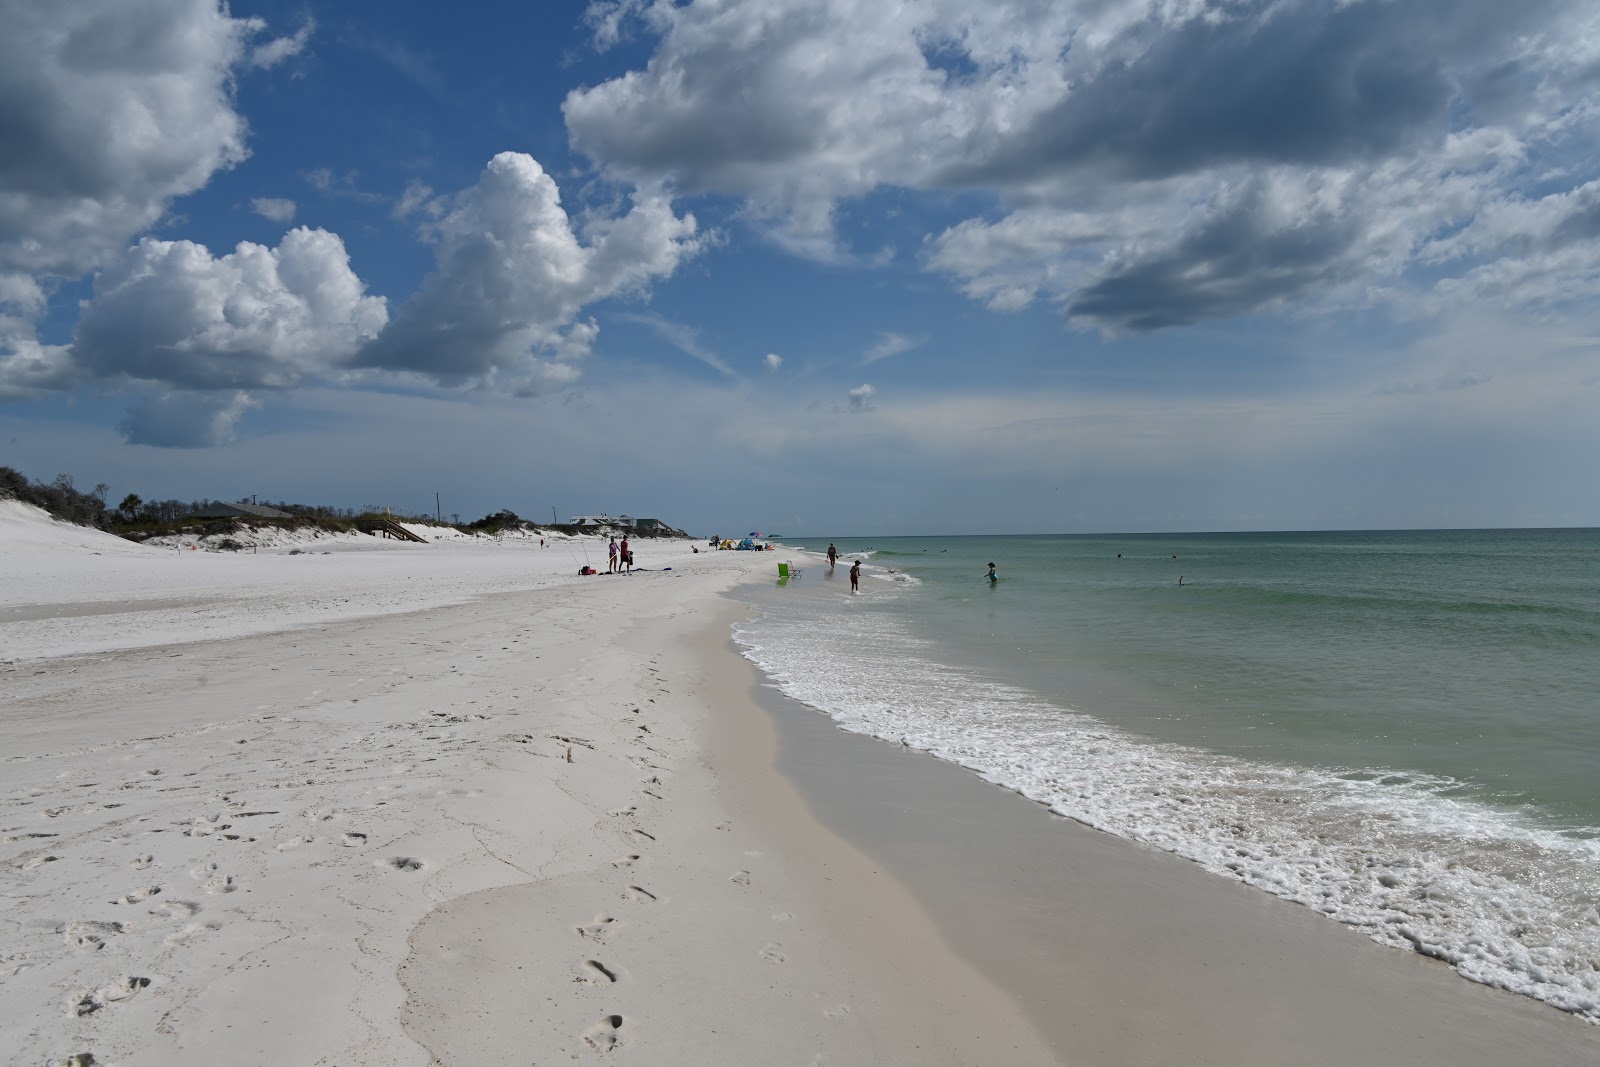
[827,543,838,566]
[849,559,860,592]
[620,536,631,575]
[608,537,619,573]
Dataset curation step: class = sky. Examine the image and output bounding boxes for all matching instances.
[3,0,1600,536]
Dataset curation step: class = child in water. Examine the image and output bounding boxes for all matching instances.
[849,560,861,592]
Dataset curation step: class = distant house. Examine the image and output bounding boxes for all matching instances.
[190,502,292,520]
[630,518,670,533]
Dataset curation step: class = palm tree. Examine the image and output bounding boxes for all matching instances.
[118,493,142,520]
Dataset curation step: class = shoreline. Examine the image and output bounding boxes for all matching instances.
[716,585,1600,1063]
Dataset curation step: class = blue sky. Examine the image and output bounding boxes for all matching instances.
[4,0,1600,535]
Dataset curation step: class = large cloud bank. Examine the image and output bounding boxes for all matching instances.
[0,0,309,424]
[568,0,1600,328]
[0,4,699,444]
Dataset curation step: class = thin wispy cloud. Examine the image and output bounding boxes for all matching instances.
[862,331,924,364]
[247,18,315,70]
[343,34,447,95]
[619,312,736,377]
[250,197,296,223]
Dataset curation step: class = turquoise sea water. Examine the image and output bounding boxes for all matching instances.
[731,530,1600,1022]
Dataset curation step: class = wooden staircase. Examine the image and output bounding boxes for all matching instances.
[357,518,428,543]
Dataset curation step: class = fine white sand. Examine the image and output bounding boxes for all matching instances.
[2,506,1052,1065]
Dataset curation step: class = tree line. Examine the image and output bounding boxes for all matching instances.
[0,466,437,530]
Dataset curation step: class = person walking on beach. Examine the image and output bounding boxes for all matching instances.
[608,537,619,573]
[849,559,861,592]
[827,543,838,566]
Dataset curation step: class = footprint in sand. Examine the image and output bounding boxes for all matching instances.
[276,836,313,851]
[56,1055,98,1067]
[204,873,235,895]
[24,855,60,870]
[382,856,425,872]
[609,855,640,869]
[606,806,637,817]
[111,886,161,904]
[341,832,367,847]
[152,900,199,921]
[164,920,219,947]
[185,814,230,837]
[759,942,787,964]
[576,959,618,984]
[620,885,656,903]
[575,915,615,942]
[129,854,154,869]
[823,1004,852,1020]
[69,976,150,1016]
[61,920,123,951]
[729,870,750,886]
[582,1014,624,1052]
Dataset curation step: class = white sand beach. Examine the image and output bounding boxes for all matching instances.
[1,506,1056,1065]
[4,503,1597,1066]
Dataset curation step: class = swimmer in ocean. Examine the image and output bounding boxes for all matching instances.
[986,562,998,583]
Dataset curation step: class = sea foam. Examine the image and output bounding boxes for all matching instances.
[734,597,1600,1023]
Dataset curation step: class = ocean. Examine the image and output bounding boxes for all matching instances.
[729,530,1600,1023]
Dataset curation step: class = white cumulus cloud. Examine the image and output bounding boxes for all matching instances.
[764,352,783,373]
[847,383,876,412]
[0,0,276,281]
[361,152,702,392]
[566,0,1600,330]
[73,227,388,390]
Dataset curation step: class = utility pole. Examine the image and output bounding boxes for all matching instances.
[552,505,557,525]
[436,492,441,523]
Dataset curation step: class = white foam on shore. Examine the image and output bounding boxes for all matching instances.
[733,596,1600,1024]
